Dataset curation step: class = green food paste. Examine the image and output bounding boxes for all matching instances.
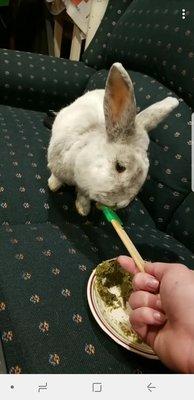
[95,259,133,308]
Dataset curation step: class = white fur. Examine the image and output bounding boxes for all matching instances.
[47,63,179,215]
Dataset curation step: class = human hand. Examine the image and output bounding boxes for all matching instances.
[118,256,194,373]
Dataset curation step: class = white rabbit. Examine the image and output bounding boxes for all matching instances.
[47,62,179,216]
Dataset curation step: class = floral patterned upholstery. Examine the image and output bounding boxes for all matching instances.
[82,0,133,69]
[85,69,192,244]
[0,49,94,112]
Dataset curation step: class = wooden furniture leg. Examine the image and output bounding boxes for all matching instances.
[45,15,54,56]
[70,24,82,61]
[54,15,63,57]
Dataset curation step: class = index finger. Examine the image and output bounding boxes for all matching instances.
[144,261,188,281]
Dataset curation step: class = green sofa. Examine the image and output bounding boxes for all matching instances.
[0,0,193,374]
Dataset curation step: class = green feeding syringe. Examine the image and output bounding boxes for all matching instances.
[97,204,145,272]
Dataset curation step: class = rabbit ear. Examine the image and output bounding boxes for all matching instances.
[136,97,179,132]
[104,63,136,142]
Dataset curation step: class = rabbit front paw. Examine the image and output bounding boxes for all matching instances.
[76,193,90,216]
[48,174,62,192]
[164,96,179,109]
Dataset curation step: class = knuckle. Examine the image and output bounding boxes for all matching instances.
[132,272,143,289]
[132,275,138,289]
[128,292,137,309]
[140,307,150,320]
[140,291,149,307]
[129,291,149,309]
[176,263,187,270]
[129,310,136,325]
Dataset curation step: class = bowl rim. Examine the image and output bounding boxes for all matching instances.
[87,259,158,360]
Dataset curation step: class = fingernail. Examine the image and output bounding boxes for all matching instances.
[147,278,159,290]
[154,312,165,322]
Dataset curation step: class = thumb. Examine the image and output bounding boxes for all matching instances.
[117,256,139,275]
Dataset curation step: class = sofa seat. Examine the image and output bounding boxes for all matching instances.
[0,217,194,374]
[0,93,193,373]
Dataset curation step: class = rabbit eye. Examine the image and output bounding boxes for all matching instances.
[116,162,126,173]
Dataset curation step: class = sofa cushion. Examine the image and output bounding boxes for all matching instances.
[82,0,132,69]
[0,104,155,228]
[0,49,95,112]
[107,0,194,109]
[0,220,193,374]
[167,192,194,253]
[85,69,191,232]
[0,105,51,224]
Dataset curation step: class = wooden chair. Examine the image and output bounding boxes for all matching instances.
[45,0,109,60]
